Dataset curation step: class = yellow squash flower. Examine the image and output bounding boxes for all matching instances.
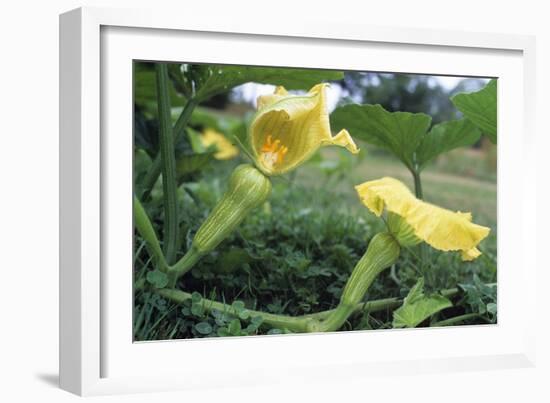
[355,177,490,261]
[200,129,239,160]
[249,84,359,175]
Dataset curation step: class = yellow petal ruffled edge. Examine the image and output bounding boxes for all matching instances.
[461,248,481,261]
[321,129,360,154]
[355,177,490,261]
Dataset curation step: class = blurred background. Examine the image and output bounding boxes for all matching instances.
[178,69,496,228]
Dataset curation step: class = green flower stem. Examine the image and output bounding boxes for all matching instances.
[134,196,168,271]
[303,287,461,321]
[431,312,483,327]
[155,286,467,334]
[157,288,314,333]
[156,63,179,264]
[140,97,198,199]
[308,233,401,332]
[412,169,423,199]
[167,247,203,287]
[410,169,429,269]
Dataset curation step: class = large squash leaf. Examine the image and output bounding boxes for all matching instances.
[416,118,481,170]
[331,104,481,172]
[330,104,431,171]
[451,79,497,143]
[173,64,344,102]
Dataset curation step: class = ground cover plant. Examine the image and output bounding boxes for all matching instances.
[133,62,497,340]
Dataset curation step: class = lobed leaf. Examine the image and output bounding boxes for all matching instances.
[192,65,344,101]
[416,118,481,170]
[451,79,497,143]
[330,104,431,171]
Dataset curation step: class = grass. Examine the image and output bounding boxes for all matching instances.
[134,147,497,341]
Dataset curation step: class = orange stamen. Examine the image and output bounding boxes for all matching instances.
[260,134,288,168]
[277,146,288,164]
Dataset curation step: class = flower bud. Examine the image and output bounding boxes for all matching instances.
[192,164,271,254]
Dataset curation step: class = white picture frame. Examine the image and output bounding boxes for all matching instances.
[59,6,537,396]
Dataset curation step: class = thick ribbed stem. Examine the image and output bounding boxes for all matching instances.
[412,169,423,199]
[167,247,203,287]
[154,286,468,333]
[155,63,179,264]
[309,232,401,332]
[134,196,167,271]
[140,97,198,199]
[432,313,482,327]
[157,288,315,332]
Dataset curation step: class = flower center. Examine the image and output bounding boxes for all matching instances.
[261,135,288,169]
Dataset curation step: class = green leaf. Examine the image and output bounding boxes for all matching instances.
[245,323,259,333]
[191,65,344,101]
[458,275,497,317]
[176,152,215,177]
[330,104,432,171]
[185,127,207,153]
[134,70,187,112]
[184,106,252,157]
[228,318,242,335]
[251,316,264,326]
[393,278,452,328]
[238,309,250,320]
[145,270,169,289]
[190,303,204,317]
[185,106,245,134]
[134,149,153,180]
[217,327,231,337]
[451,79,497,143]
[416,118,481,170]
[231,301,246,312]
[194,322,213,335]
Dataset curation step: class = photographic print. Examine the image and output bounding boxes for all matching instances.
[133,61,497,341]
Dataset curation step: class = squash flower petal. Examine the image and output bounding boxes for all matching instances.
[200,129,240,160]
[355,177,490,261]
[250,83,359,175]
